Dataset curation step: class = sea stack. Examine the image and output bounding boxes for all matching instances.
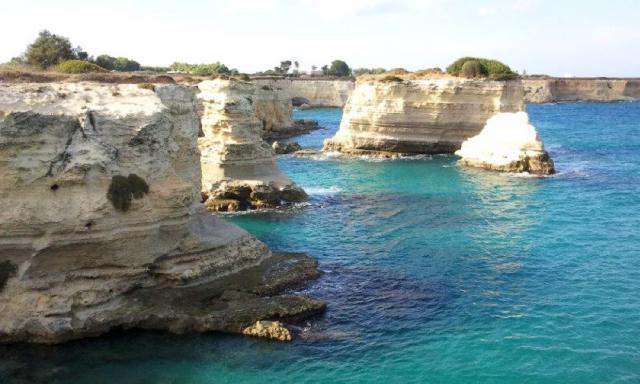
[0,81,323,343]
[197,79,307,211]
[455,112,555,175]
[323,75,525,156]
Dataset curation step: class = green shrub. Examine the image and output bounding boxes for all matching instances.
[460,60,487,78]
[107,174,149,212]
[446,57,518,80]
[327,60,352,77]
[55,60,107,74]
[169,62,231,76]
[25,30,75,68]
[96,55,141,71]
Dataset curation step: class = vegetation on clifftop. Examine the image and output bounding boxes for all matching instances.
[55,60,108,74]
[8,30,144,73]
[447,57,519,80]
[168,62,237,76]
[95,55,141,72]
[22,30,88,68]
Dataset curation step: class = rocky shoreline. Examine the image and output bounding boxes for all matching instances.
[0,81,322,343]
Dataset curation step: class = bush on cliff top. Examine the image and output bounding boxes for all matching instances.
[461,60,487,78]
[55,60,108,74]
[447,57,519,80]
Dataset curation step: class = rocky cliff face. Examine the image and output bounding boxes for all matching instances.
[324,78,525,155]
[456,112,555,175]
[198,79,307,211]
[251,79,319,139]
[524,78,640,103]
[252,80,294,136]
[289,79,354,107]
[0,82,322,343]
[253,79,354,108]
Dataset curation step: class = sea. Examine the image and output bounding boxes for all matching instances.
[2,102,639,383]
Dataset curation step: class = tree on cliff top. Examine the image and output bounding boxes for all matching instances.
[446,57,519,80]
[25,30,77,68]
[96,55,141,72]
[327,60,352,77]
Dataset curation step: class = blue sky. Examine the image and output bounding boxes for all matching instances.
[2,0,638,76]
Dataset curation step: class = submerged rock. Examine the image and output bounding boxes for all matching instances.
[272,141,302,154]
[455,112,555,175]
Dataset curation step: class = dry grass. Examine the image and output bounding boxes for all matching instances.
[0,66,184,84]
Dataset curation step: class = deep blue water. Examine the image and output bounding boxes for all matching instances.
[2,103,640,383]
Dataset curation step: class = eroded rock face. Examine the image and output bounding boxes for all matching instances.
[323,78,525,156]
[254,79,354,108]
[253,80,295,137]
[524,78,640,103]
[455,112,555,175]
[197,80,307,212]
[289,79,354,107]
[0,82,321,343]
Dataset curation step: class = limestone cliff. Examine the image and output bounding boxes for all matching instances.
[197,79,307,211]
[524,78,640,103]
[252,80,294,136]
[253,78,354,108]
[324,77,525,155]
[289,79,354,107]
[0,82,322,343]
[251,79,319,139]
[455,112,555,175]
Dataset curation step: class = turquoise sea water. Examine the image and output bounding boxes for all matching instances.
[2,103,640,383]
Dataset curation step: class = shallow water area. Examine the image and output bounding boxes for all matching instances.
[2,103,640,383]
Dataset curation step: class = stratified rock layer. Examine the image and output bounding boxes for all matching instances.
[288,79,354,107]
[455,112,555,175]
[253,78,354,108]
[197,80,307,211]
[524,78,640,103]
[0,82,321,343]
[253,80,294,137]
[324,78,525,155]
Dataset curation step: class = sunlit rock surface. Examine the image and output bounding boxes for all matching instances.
[455,112,555,175]
[197,79,307,211]
[0,82,321,343]
[324,77,525,155]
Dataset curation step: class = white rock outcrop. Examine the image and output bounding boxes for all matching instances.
[0,81,321,343]
[324,77,525,155]
[197,79,306,211]
[455,112,555,174]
